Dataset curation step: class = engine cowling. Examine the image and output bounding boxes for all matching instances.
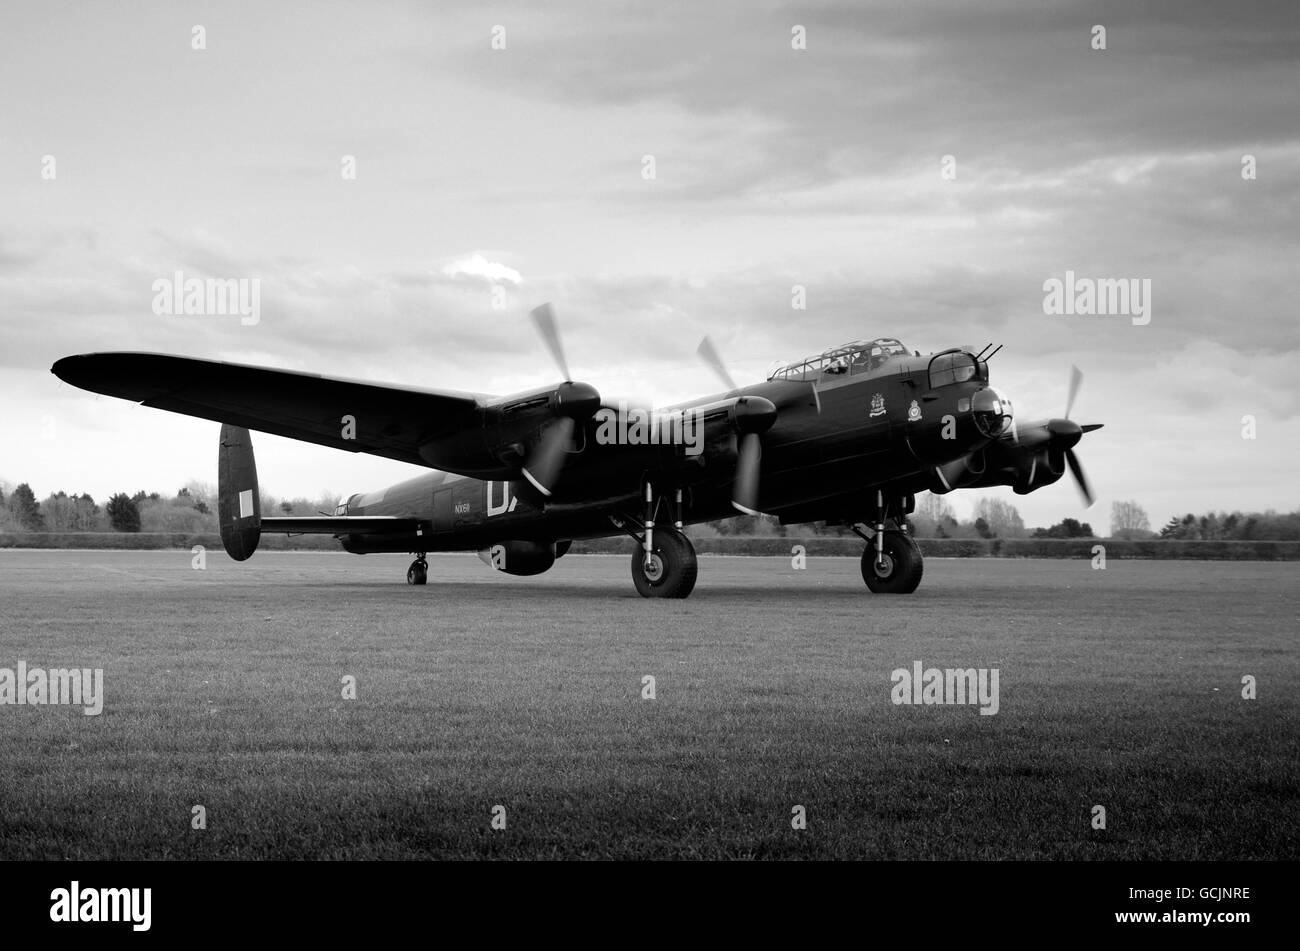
[1012,447,1066,494]
[964,445,1066,494]
[477,540,558,576]
[926,449,987,494]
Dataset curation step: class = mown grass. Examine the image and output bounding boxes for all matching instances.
[0,551,1295,859]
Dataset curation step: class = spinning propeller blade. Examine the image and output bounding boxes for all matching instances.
[521,303,602,496]
[1064,364,1083,420]
[1066,448,1094,508]
[530,303,571,382]
[733,432,762,515]
[694,337,777,514]
[522,417,575,498]
[1062,366,1094,506]
[697,336,738,393]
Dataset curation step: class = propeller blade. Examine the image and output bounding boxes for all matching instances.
[521,417,574,498]
[732,432,763,515]
[529,303,571,382]
[697,336,738,393]
[1065,448,1094,508]
[1064,364,1083,420]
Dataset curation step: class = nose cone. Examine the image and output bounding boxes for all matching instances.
[734,395,777,434]
[1046,417,1083,449]
[554,380,602,419]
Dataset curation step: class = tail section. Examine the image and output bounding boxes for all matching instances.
[218,424,262,560]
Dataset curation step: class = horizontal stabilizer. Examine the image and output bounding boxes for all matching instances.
[260,516,423,535]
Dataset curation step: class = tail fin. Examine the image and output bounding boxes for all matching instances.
[218,424,261,560]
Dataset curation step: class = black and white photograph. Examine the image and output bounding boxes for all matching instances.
[1,0,1294,934]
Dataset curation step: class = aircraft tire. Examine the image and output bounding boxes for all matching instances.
[631,529,698,599]
[861,532,923,594]
[407,560,428,585]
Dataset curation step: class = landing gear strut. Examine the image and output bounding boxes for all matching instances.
[852,491,922,594]
[615,481,698,598]
[406,554,428,586]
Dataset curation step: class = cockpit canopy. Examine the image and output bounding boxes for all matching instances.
[768,337,911,381]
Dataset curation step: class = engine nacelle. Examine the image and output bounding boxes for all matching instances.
[965,445,1065,494]
[1012,447,1066,494]
[926,449,987,494]
[477,539,558,576]
[650,395,778,480]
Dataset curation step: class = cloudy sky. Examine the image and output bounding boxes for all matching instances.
[2,0,1297,531]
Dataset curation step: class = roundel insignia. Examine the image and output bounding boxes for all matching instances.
[907,400,922,422]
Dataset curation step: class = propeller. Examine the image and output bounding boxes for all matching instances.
[694,336,777,514]
[530,303,571,382]
[733,433,762,515]
[697,336,738,394]
[521,416,575,498]
[1004,365,1100,507]
[1064,364,1083,421]
[522,303,599,497]
[1065,446,1093,508]
[1060,364,1094,507]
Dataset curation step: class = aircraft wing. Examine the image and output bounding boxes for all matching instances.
[52,352,492,472]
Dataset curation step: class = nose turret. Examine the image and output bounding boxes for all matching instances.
[972,386,1014,438]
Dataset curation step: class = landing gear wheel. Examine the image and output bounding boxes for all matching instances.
[631,529,698,599]
[406,558,428,586]
[861,532,923,594]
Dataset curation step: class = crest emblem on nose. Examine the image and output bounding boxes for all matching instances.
[869,393,885,417]
[908,400,922,422]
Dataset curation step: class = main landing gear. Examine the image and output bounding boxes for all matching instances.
[406,554,428,586]
[614,483,698,599]
[851,491,923,594]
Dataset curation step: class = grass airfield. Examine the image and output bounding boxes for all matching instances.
[0,549,1295,860]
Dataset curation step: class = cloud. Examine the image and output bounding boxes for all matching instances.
[441,254,522,285]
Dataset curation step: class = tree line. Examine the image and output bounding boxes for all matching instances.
[3,480,1297,540]
[0,481,339,534]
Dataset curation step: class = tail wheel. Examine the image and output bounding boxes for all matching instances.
[861,532,923,594]
[406,559,428,585]
[631,529,698,599]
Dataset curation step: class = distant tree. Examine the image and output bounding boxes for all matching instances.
[973,497,1025,538]
[1110,500,1152,539]
[107,493,141,532]
[911,493,959,538]
[1033,517,1094,539]
[183,480,215,514]
[916,493,955,523]
[41,491,75,532]
[8,483,46,531]
[934,513,964,539]
[973,516,994,539]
